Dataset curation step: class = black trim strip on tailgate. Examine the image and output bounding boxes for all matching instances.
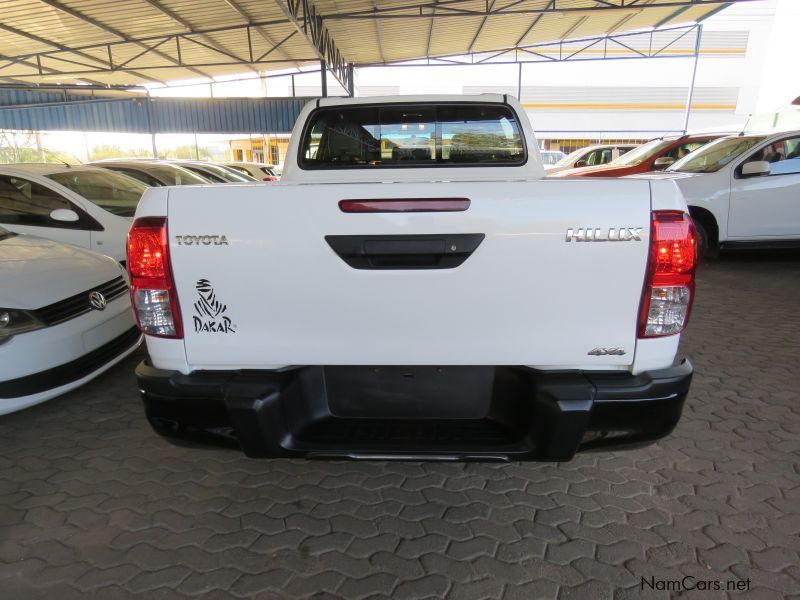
[326,234,485,270]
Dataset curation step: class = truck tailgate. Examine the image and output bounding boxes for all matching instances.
[167,178,651,369]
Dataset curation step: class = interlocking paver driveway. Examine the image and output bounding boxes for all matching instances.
[1,251,799,599]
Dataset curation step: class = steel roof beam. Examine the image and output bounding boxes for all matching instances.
[0,22,166,85]
[138,0,259,74]
[273,0,352,92]
[1,57,319,80]
[221,0,304,68]
[373,0,387,63]
[467,0,499,53]
[320,0,753,20]
[364,23,706,66]
[36,0,214,81]
[426,0,439,57]
[515,0,553,47]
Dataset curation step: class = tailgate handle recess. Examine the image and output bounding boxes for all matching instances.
[325,234,485,270]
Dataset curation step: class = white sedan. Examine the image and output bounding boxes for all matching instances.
[544,143,636,174]
[222,162,281,181]
[633,130,800,256]
[0,226,141,415]
[0,164,149,263]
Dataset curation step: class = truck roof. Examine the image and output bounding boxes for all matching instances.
[316,94,507,107]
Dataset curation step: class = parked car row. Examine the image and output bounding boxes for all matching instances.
[548,130,800,257]
[0,159,279,263]
[0,157,279,415]
[90,159,280,185]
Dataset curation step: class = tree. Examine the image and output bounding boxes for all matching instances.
[159,145,213,160]
[88,145,150,160]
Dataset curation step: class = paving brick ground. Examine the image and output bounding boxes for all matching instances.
[1,251,799,599]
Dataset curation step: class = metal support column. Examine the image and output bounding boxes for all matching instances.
[347,64,355,97]
[146,91,158,158]
[320,60,328,97]
[517,62,522,100]
[682,24,703,134]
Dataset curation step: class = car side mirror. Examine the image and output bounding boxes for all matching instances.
[575,159,588,168]
[653,157,675,170]
[740,160,770,177]
[49,208,80,223]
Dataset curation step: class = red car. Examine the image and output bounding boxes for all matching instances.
[552,134,724,177]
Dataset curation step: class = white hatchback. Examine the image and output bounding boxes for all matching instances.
[0,226,142,414]
[222,162,281,181]
[0,164,149,263]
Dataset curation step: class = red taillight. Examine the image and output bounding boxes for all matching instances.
[262,176,278,182]
[127,216,183,338]
[638,211,697,338]
[339,198,471,213]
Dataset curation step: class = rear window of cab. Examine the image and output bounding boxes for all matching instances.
[299,103,526,169]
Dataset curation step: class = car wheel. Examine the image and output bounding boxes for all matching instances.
[693,218,717,261]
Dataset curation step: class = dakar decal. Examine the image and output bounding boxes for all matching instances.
[193,279,236,334]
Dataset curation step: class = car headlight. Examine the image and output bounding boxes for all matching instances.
[0,309,45,343]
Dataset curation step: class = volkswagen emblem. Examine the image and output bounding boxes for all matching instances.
[89,291,107,311]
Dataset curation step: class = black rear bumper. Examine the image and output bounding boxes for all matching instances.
[135,360,692,462]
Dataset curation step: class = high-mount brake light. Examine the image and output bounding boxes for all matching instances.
[638,210,697,338]
[127,216,183,339]
[339,198,471,213]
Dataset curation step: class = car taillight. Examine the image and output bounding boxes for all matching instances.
[638,210,696,338]
[262,176,278,182]
[127,216,183,338]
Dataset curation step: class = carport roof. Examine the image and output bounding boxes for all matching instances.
[0,0,746,88]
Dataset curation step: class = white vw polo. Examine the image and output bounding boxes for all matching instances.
[0,226,142,415]
[0,163,150,263]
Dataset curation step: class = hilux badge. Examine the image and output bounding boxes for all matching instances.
[566,227,643,242]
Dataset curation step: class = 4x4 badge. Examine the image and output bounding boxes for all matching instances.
[588,347,626,356]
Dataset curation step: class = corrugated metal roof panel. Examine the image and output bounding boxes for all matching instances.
[0,95,310,133]
[0,0,744,86]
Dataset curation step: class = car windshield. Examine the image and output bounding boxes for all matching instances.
[610,139,672,166]
[216,165,256,181]
[46,169,148,217]
[540,151,565,166]
[668,136,767,173]
[194,164,254,183]
[148,165,209,185]
[553,147,589,167]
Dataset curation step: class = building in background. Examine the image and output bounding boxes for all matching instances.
[229,134,290,166]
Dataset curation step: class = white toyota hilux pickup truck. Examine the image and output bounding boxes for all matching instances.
[129,95,696,462]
